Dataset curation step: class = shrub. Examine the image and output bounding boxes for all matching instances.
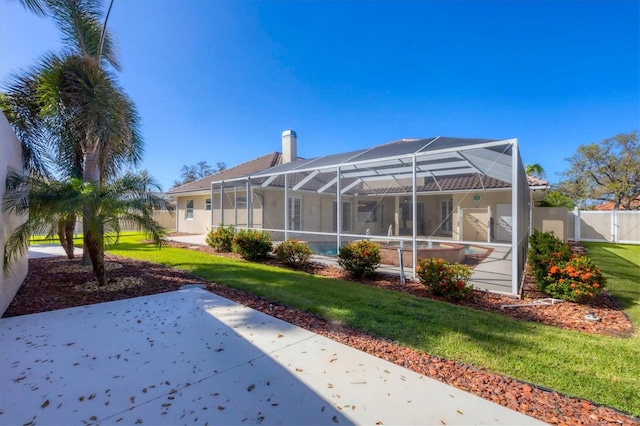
[338,240,381,278]
[543,255,606,302]
[232,229,272,260]
[527,230,572,291]
[275,239,313,268]
[205,224,235,252]
[416,258,473,299]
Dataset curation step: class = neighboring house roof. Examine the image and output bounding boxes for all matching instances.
[595,196,640,211]
[167,152,283,195]
[526,175,549,187]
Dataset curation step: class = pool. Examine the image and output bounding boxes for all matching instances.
[307,242,339,256]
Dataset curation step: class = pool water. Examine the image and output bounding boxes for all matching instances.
[307,242,339,256]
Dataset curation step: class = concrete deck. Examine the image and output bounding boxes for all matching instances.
[1,287,542,425]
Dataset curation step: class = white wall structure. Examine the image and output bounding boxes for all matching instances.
[569,209,640,244]
[0,112,28,316]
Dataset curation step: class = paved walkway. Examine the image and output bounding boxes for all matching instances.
[1,287,542,425]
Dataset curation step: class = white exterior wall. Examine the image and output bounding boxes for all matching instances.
[1,112,28,316]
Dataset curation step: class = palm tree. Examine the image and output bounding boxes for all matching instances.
[524,163,546,178]
[2,0,143,272]
[3,171,171,285]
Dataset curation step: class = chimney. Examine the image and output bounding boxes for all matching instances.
[281,129,297,163]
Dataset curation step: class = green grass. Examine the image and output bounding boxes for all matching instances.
[583,242,640,326]
[108,235,640,416]
[30,231,147,246]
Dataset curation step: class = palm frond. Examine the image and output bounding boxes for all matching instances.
[46,0,120,70]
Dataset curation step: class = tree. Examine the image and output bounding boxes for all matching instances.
[538,190,576,209]
[3,0,144,275]
[3,171,171,285]
[524,163,546,178]
[172,161,226,187]
[559,131,640,210]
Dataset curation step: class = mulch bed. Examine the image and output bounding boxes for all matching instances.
[3,244,638,425]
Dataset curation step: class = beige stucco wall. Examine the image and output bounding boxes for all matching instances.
[153,210,176,231]
[532,207,569,241]
[452,190,513,241]
[1,112,28,316]
[176,194,211,234]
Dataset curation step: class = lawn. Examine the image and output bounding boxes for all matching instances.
[108,235,640,416]
[583,242,640,326]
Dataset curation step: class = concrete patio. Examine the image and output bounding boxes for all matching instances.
[1,286,542,425]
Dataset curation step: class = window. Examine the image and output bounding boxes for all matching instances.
[332,201,352,232]
[441,199,453,233]
[357,201,378,223]
[287,196,302,231]
[205,198,212,211]
[186,199,194,219]
[236,196,247,207]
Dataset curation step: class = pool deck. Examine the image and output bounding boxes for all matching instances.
[166,235,515,295]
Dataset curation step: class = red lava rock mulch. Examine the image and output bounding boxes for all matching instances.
[167,239,634,338]
[3,248,638,425]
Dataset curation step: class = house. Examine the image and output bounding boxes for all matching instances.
[168,130,546,296]
[167,151,295,234]
[594,196,640,211]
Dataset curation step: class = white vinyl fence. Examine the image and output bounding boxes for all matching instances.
[569,209,640,244]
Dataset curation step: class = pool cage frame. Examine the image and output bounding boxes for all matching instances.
[210,137,531,296]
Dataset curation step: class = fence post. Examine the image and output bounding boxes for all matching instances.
[574,207,580,242]
[612,209,617,243]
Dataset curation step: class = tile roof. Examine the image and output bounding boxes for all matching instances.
[167,140,549,196]
[526,175,549,187]
[595,196,640,210]
[167,152,282,195]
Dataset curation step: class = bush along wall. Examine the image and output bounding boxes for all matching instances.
[528,230,606,302]
[338,240,381,278]
[415,258,473,300]
[233,229,272,261]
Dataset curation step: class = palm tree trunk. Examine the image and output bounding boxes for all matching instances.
[57,215,77,259]
[81,216,92,266]
[83,148,107,285]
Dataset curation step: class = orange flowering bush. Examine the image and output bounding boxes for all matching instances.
[527,230,572,287]
[544,256,606,302]
[416,258,473,299]
[338,240,381,278]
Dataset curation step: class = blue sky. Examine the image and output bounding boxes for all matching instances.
[1,0,638,190]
